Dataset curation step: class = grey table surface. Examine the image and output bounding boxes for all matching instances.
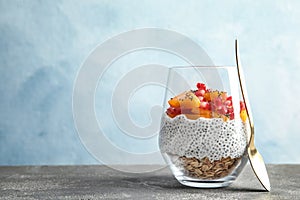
[0,164,299,200]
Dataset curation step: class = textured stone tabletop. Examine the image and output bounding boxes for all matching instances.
[0,164,299,199]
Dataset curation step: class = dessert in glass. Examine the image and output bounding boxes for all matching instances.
[159,66,250,188]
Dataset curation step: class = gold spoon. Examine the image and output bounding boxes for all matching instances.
[235,39,271,191]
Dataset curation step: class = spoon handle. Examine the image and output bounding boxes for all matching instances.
[235,40,271,191]
[235,40,253,128]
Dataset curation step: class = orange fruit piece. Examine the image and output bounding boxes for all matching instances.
[240,109,247,122]
[204,91,227,101]
[168,98,180,108]
[185,114,201,120]
[199,109,212,118]
[185,108,212,120]
[168,91,200,109]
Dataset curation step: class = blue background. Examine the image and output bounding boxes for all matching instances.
[1,0,300,165]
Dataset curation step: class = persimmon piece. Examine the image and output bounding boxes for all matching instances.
[204,91,227,101]
[240,109,247,122]
[185,108,212,119]
[185,114,201,120]
[168,91,200,109]
[168,98,180,108]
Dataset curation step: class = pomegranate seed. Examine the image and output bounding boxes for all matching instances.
[196,83,206,90]
[229,112,234,120]
[213,97,223,107]
[227,106,234,114]
[200,101,208,108]
[219,106,228,115]
[225,100,232,106]
[240,101,246,110]
[199,89,205,96]
[194,90,202,96]
[206,103,211,110]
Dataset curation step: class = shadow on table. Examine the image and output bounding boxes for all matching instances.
[158,183,266,193]
[221,187,266,193]
[129,176,268,193]
[118,175,267,193]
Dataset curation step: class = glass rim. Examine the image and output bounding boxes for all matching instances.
[170,65,236,69]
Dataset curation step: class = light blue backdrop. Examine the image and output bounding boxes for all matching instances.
[1,0,300,165]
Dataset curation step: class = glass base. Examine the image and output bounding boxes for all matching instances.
[166,153,248,188]
[176,175,235,188]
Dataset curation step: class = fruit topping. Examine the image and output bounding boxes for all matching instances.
[166,82,247,122]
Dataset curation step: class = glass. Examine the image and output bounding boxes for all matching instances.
[159,66,250,188]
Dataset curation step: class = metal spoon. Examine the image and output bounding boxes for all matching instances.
[235,39,271,191]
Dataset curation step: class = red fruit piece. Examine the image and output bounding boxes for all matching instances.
[194,90,201,97]
[229,112,234,120]
[218,105,228,115]
[225,100,232,106]
[225,96,232,106]
[166,107,181,118]
[226,106,234,114]
[195,89,205,97]
[196,83,207,91]
[213,97,223,108]
[240,101,246,110]
[198,96,204,101]
[200,101,210,110]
